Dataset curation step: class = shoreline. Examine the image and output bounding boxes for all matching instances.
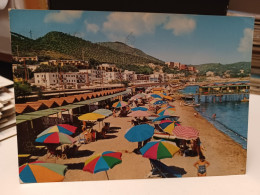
[38,99,247,181]
[173,99,246,177]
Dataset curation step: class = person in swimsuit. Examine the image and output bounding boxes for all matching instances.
[194,155,210,176]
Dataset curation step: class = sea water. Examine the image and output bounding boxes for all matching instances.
[194,102,248,149]
[180,85,249,149]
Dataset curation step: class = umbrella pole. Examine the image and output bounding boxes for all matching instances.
[105,171,109,180]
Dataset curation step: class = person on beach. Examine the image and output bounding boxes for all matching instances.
[113,109,117,117]
[194,155,210,176]
[212,113,216,120]
[194,112,198,117]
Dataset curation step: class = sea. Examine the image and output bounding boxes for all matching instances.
[180,85,249,149]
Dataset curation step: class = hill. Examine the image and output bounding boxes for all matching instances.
[98,41,163,64]
[196,62,251,76]
[11,31,165,66]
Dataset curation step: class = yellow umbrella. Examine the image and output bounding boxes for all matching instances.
[78,113,106,121]
[163,122,178,134]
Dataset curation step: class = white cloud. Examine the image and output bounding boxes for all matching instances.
[102,12,196,41]
[74,32,85,38]
[44,11,83,24]
[163,15,196,36]
[238,28,254,54]
[85,20,100,33]
[102,12,166,41]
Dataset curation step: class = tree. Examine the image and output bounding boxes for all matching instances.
[60,65,78,72]
[14,82,32,102]
[14,65,33,79]
[121,80,129,87]
[88,58,100,69]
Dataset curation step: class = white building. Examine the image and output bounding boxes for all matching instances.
[123,70,135,82]
[206,71,215,77]
[34,72,90,88]
[105,72,120,83]
[149,73,164,83]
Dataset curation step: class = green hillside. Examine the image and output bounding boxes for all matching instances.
[196,62,251,76]
[98,41,163,64]
[11,31,165,66]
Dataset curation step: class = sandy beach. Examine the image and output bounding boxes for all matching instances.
[37,98,247,181]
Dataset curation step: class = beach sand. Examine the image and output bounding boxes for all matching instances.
[38,100,247,181]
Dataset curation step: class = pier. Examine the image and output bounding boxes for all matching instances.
[196,83,250,103]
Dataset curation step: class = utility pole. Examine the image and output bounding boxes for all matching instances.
[23,60,28,81]
[29,30,32,39]
[16,45,19,57]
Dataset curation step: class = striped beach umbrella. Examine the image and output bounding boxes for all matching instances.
[163,122,181,134]
[159,120,178,129]
[172,126,199,140]
[157,106,175,113]
[83,151,122,180]
[158,108,176,116]
[140,140,180,160]
[37,124,77,138]
[112,101,128,108]
[35,132,75,144]
[19,161,67,183]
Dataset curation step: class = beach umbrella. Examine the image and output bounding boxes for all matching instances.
[172,126,199,140]
[19,161,67,183]
[152,115,180,122]
[140,140,180,160]
[163,95,173,100]
[151,94,162,99]
[157,106,175,114]
[93,109,112,117]
[149,98,162,104]
[112,101,128,108]
[159,120,175,129]
[163,122,181,134]
[83,151,122,180]
[153,100,167,105]
[152,115,172,122]
[130,94,142,100]
[131,107,148,111]
[37,124,77,138]
[78,113,106,121]
[35,132,75,144]
[158,108,176,116]
[127,110,151,117]
[125,124,154,142]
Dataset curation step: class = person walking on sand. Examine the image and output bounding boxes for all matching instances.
[194,155,210,176]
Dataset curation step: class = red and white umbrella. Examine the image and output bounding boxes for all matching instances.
[172,126,199,140]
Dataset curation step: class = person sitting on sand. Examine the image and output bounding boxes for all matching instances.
[194,155,210,176]
[113,109,117,117]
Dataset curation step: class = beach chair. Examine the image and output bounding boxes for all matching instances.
[147,159,182,178]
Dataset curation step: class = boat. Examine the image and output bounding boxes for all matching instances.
[241,97,249,102]
[183,102,200,107]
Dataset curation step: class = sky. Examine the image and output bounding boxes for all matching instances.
[9,10,255,65]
